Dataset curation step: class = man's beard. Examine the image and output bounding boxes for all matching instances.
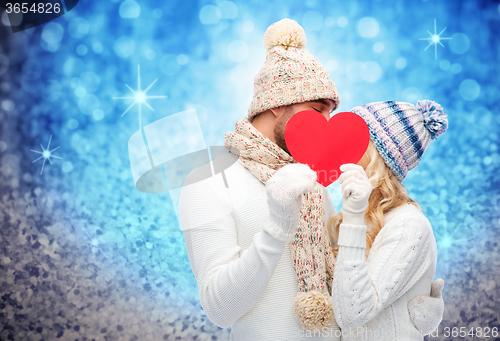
[273,106,294,155]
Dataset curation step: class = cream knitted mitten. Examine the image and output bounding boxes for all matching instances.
[264,163,317,242]
[408,278,445,335]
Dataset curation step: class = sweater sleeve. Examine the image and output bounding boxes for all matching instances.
[179,173,287,329]
[331,212,434,330]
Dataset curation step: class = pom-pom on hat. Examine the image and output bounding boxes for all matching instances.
[350,100,448,182]
[248,18,341,119]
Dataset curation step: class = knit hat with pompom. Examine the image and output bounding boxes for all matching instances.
[248,18,340,119]
[350,100,449,182]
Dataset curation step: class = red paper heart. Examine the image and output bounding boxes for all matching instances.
[284,110,370,187]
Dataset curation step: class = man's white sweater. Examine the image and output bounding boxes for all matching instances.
[179,152,341,340]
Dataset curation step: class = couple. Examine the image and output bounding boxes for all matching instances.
[179,18,446,340]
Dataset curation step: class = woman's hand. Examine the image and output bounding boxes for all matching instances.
[338,163,373,225]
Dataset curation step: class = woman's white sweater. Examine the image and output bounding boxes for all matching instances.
[331,203,438,341]
[179,153,341,341]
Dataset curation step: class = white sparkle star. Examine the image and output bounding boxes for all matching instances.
[31,135,62,175]
[81,225,110,261]
[113,65,167,130]
[419,18,452,60]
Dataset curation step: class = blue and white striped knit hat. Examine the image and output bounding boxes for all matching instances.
[350,100,448,182]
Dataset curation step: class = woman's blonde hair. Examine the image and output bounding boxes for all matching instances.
[327,139,422,257]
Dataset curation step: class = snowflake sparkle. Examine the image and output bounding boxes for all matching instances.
[419,18,452,60]
[31,134,62,175]
[81,225,110,261]
[113,65,167,130]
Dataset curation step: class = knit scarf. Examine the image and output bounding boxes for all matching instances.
[224,116,336,331]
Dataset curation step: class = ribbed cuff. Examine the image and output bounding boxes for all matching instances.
[255,230,286,254]
[262,216,295,243]
[338,224,367,248]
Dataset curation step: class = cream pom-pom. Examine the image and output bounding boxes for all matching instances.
[294,291,334,331]
[263,18,307,51]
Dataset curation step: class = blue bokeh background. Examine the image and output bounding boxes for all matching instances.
[0,0,499,340]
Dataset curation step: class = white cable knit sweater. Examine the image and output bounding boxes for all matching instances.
[331,204,438,341]
[179,152,341,341]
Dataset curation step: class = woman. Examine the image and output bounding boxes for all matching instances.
[329,100,448,340]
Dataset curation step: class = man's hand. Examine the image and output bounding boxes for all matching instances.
[265,163,317,240]
[408,278,445,335]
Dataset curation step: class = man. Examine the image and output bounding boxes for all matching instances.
[179,18,444,340]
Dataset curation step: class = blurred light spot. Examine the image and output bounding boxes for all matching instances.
[45,80,62,102]
[74,87,87,97]
[22,59,42,81]
[120,0,141,19]
[217,19,230,31]
[67,119,79,130]
[218,1,238,20]
[439,60,450,70]
[145,49,156,60]
[337,17,348,27]
[62,161,74,173]
[80,71,101,93]
[2,99,15,112]
[227,40,249,62]
[302,11,323,31]
[79,94,100,115]
[152,9,163,19]
[41,22,64,44]
[93,109,105,121]
[0,141,7,152]
[76,44,88,55]
[107,65,117,75]
[450,63,462,74]
[177,54,189,65]
[373,42,384,53]
[347,61,363,82]
[325,60,338,72]
[483,156,492,166]
[70,77,81,88]
[160,54,181,75]
[242,20,254,32]
[357,17,379,38]
[402,87,422,102]
[439,235,453,248]
[449,32,470,54]
[395,57,407,69]
[360,61,382,82]
[2,11,22,26]
[0,54,9,76]
[92,42,103,54]
[68,17,90,39]
[459,79,480,101]
[199,5,221,25]
[325,17,335,27]
[114,36,135,58]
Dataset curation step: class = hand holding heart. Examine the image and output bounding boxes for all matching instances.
[338,163,373,225]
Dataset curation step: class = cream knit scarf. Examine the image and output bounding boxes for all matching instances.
[224,116,336,331]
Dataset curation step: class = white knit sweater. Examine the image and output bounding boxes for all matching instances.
[331,203,438,341]
[179,152,341,341]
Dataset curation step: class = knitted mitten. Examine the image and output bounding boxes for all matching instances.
[264,163,317,242]
[408,278,445,335]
